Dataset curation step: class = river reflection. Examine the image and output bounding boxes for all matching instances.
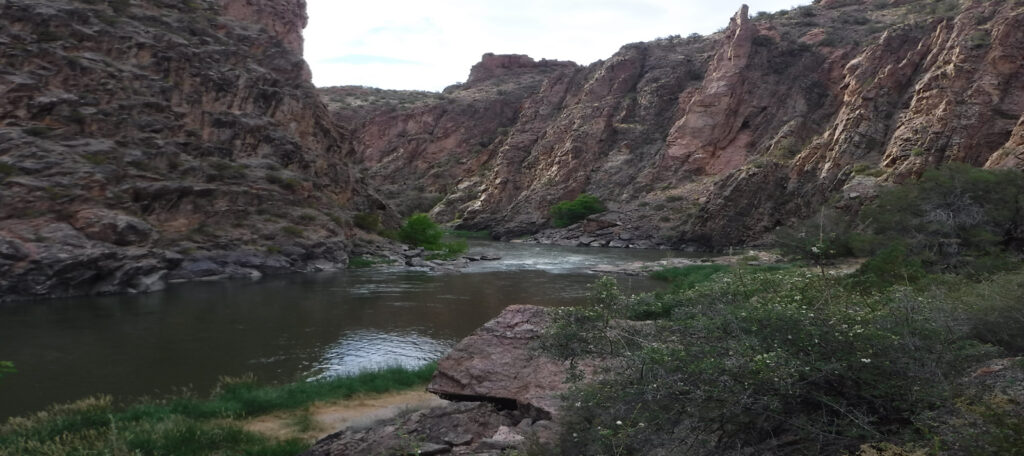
[0,241,682,419]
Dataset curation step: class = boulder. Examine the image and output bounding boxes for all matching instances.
[427,305,573,418]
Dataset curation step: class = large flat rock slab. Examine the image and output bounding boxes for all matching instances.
[427,304,570,418]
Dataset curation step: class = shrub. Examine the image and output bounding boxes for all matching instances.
[353,212,381,232]
[858,163,1024,274]
[846,243,927,290]
[397,214,467,258]
[0,361,14,383]
[968,31,991,48]
[22,126,53,137]
[281,225,304,237]
[542,270,997,455]
[398,213,444,248]
[0,162,18,180]
[549,194,606,228]
[952,271,1024,355]
[773,207,862,271]
[205,159,245,181]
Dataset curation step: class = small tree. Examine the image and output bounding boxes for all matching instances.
[398,213,445,249]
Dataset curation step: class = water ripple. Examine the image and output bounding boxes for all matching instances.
[307,330,453,380]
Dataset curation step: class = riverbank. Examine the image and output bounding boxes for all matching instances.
[0,240,671,421]
[0,364,437,456]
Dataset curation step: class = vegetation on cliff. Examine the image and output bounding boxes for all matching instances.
[0,364,437,456]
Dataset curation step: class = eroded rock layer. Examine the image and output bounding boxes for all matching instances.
[325,0,1024,249]
[0,0,368,300]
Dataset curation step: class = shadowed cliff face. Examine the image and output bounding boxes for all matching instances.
[0,0,370,300]
[325,0,1024,248]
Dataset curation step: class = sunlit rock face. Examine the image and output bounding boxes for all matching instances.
[325,0,1024,248]
[0,0,370,300]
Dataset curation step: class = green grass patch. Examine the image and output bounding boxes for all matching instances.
[0,363,437,456]
[649,264,730,291]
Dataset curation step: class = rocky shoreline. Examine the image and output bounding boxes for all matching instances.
[0,223,510,302]
[303,305,569,456]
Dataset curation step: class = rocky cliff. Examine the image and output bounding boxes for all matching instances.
[326,0,1024,249]
[0,0,370,300]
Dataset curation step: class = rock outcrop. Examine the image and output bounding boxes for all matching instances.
[304,305,571,455]
[324,0,1024,249]
[0,0,368,300]
[426,304,569,418]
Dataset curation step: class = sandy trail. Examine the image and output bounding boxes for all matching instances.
[244,390,447,442]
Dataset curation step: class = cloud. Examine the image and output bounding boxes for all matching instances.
[305,0,811,91]
[321,55,423,66]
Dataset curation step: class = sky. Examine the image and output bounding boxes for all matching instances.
[304,0,811,92]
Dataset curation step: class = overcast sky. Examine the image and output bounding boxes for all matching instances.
[305,0,810,92]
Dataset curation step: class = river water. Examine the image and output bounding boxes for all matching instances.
[0,241,688,419]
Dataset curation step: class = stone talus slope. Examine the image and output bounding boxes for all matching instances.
[328,0,1024,248]
[0,0,368,300]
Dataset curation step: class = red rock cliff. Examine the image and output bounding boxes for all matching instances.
[0,0,368,300]
[325,0,1024,248]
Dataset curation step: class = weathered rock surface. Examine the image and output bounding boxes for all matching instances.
[324,0,1024,249]
[304,305,574,455]
[302,400,560,456]
[0,0,375,300]
[426,305,572,418]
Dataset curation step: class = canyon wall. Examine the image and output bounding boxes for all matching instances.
[327,0,1024,249]
[0,0,369,300]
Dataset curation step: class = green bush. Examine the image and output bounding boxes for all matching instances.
[859,163,1024,274]
[542,270,998,455]
[776,165,1023,280]
[847,243,927,290]
[397,214,467,258]
[22,126,53,137]
[398,213,444,248]
[952,271,1024,355]
[281,225,304,237]
[549,194,606,228]
[773,207,862,270]
[0,361,14,383]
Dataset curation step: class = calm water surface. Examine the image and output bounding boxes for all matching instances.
[0,241,688,419]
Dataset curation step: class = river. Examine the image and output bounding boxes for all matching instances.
[0,241,690,419]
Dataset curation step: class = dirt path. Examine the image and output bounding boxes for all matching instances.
[243,390,447,442]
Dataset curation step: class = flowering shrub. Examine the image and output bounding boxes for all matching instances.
[543,270,998,455]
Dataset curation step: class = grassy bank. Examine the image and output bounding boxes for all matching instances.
[0,363,436,456]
